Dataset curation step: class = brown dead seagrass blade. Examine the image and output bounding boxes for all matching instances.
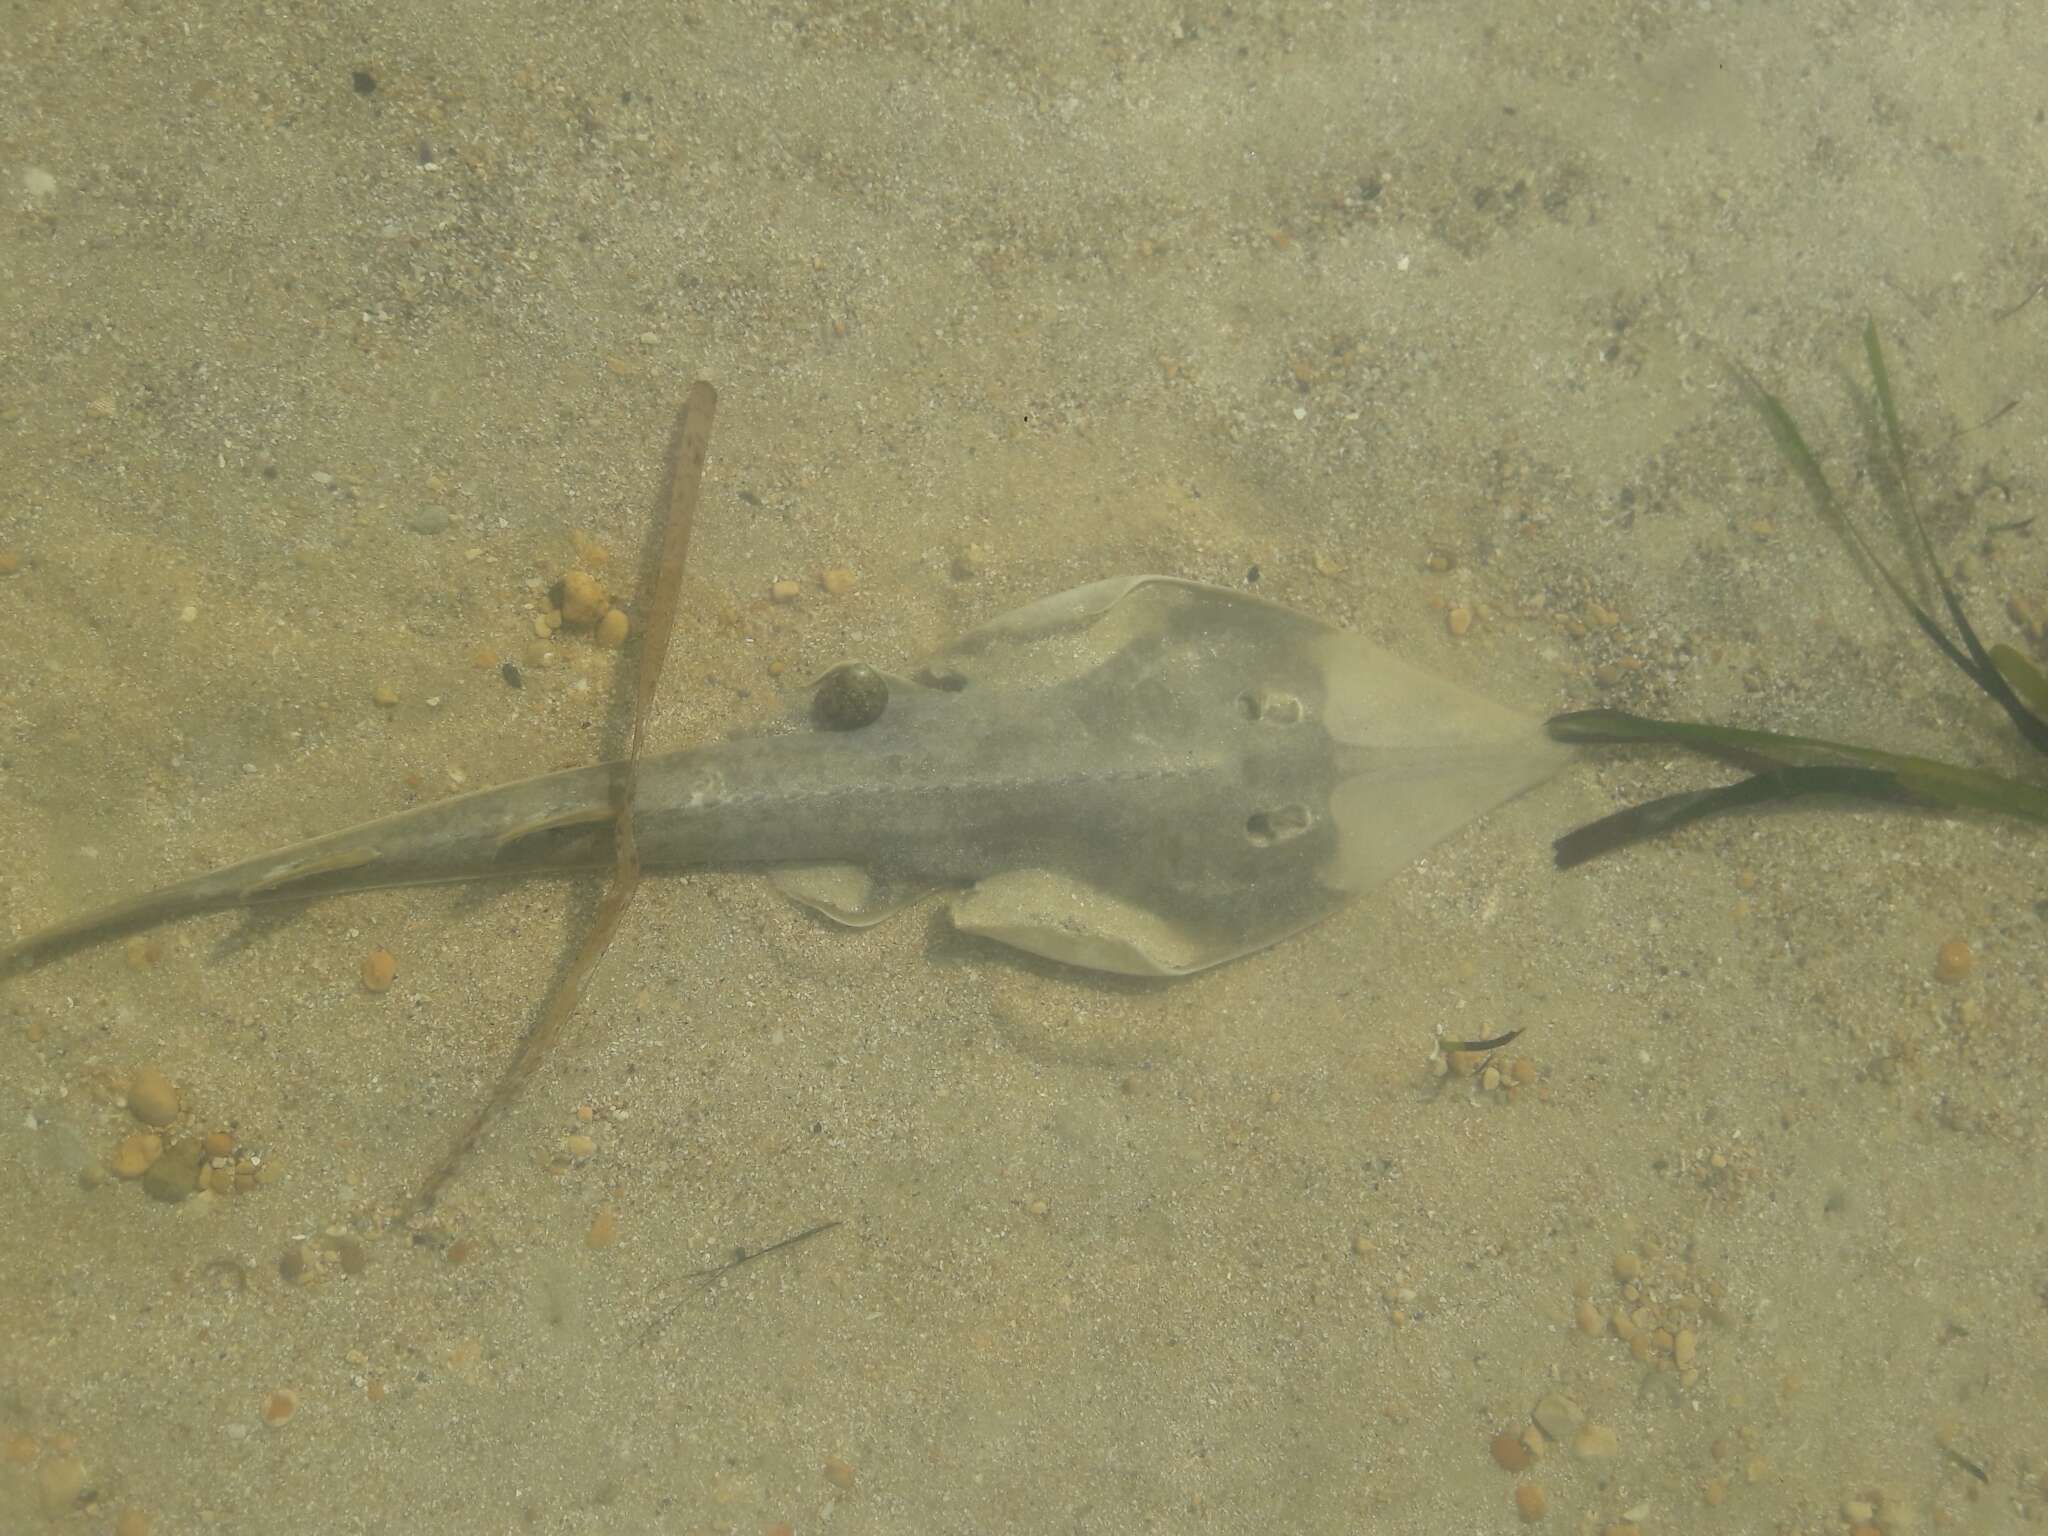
[408,382,717,1214]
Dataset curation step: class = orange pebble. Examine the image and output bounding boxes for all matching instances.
[557,569,608,625]
[1934,938,1973,983]
[361,949,397,992]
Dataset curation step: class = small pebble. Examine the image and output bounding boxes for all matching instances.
[1572,1423,1619,1458]
[141,1139,202,1202]
[556,569,608,625]
[1490,1432,1532,1471]
[770,579,802,603]
[1674,1326,1697,1367]
[110,1132,163,1179]
[115,1510,152,1536]
[262,1388,299,1427]
[594,607,630,648]
[405,505,450,534]
[1612,1250,1641,1281]
[1447,605,1473,637]
[1514,1483,1548,1523]
[361,948,398,992]
[1575,1299,1604,1336]
[1532,1393,1583,1439]
[819,566,857,596]
[585,1206,618,1249]
[1934,938,1973,983]
[822,1455,856,1490]
[372,684,399,708]
[128,1065,181,1126]
[38,1455,85,1517]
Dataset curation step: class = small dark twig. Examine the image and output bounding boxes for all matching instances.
[1440,1028,1523,1054]
[686,1219,844,1283]
[1938,1440,1990,1483]
[643,1219,844,1341]
[1991,281,2042,322]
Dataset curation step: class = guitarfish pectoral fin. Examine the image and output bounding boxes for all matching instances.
[945,869,1217,978]
[771,864,935,928]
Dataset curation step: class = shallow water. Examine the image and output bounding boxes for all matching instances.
[2,3,2044,1531]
